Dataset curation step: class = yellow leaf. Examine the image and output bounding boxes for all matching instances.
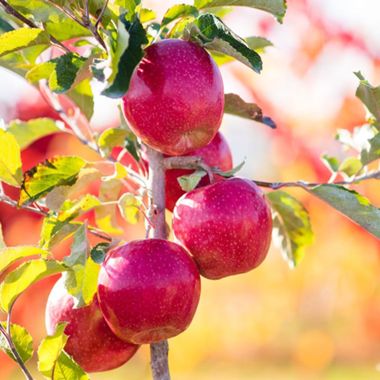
[0,129,22,186]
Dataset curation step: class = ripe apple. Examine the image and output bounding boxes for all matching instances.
[97,239,201,344]
[165,132,233,211]
[173,178,273,279]
[122,39,224,156]
[45,277,139,373]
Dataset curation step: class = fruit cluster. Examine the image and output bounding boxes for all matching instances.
[45,39,273,372]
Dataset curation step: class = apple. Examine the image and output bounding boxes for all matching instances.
[45,277,139,373]
[122,39,224,156]
[165,132,233,211]
[97,239,201,344]
[172,178,273,279]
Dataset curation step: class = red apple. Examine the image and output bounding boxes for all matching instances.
[165,132,233,211]
[173,178,273,279]
[97,239,201,344]
[45,277,138,373]
[122,39,224,156]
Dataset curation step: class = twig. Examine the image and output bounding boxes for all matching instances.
[0,0,70,53]
[146,146,171,380]
[164,156,214,183]
[0,194,47,216]
[94,0,109,28]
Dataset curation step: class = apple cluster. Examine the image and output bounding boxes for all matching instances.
[45,39,273,372]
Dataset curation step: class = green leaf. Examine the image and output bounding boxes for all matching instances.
[0,246,48,274]
[194,0,287,22]
[26,53,87,94]
[355,72,380,122]
[58,195,101,224]
[178,170,207,192]
[38,322,68,378]
[0,28,49,57]
[66,79,94,121]
[115,0,141,20]
[0,323,33,363]
[98,128,129,156]
[0,259,66,312]
[140,8,157,23]
[63,224,88,268]
[90,243,110,264]
[102,15,148,98]
[339,157,362,177]
[53,351,89,380]
[19,156,86,206]
[268,191,313,268]
[0,17,14,33]
[0,129,23,187]
[321,154,340,173]
[162,4,199,27]
[216,160,245,177]
[224,93,276,128]
[361,133,380,165]
[309,185,380,239]
[190,14,262,73]
[7,118,61,149]
[118,193,141,224]
[45,15,92,41]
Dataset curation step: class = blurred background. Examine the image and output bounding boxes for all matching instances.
[1,0,380,379]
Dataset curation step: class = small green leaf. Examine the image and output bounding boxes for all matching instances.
[98,128,129,156]
[268,191,313,268]
[309,184,380,239]
[321,154,340,173]
[38,322,68,378]
[216,160,245,177]
[162,4,199,27]
[59,195,101,224]
[0,246,48,274]
[190,14,262,73]
[0,28,49,57]
[339,157,362,177]
[361,133,380,165]
[140,8,157,23]
[355,72,380,122]
[194,0,287,22]
[118,193,141,224]
[90,243,110,264]
[66,79,94,121]
[115,0,141,20]
[0,323,33,363]
[53,351,89,380]
[178,170,207,192]
[0,129,23,186]
[63,224,88,268]
[224,93,276,128]
[6,118,61,149]
[0,259,66,312]
[0,17,14,33]
[19,156,86,206]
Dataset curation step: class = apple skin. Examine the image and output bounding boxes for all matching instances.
[122,39,224,156]
[165,132,233,211]
[172,178,273,280]
[45,277,139,373]
[97,239,201,344]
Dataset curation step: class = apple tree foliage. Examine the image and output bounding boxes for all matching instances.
[0,0,379,379]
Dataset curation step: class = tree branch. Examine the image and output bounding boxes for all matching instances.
[146,146,171,380]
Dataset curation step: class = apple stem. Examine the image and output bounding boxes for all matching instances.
[146,146,171,380]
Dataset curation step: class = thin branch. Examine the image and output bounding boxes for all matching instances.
[83,0,90,24]
[94,0,109,28]
[0,0,70,53]
[0,194,47,216]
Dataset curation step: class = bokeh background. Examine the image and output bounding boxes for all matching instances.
[1,0,380,379]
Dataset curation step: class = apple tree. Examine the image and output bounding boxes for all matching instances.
[0,1,379,379]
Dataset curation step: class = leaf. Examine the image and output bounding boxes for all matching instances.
[98,128,129,156]
[0,259,66,312]
[309,185,380,239]
[0,246,48,274]
[193,0,287,22]
[118,193,141,224]
[6,118,61,149]
[115,0,141,20]
[361,133,380,165]
[19,156,86,206]
[58,195,100,224]
[0,28,49,57]
[178,170,207,192]
[0,17,14,33]
[102,15,148,98]
[162,4,199,27]
[90,243,110,264]
[0,129,23,186]
[321,154,340,173]
[216,160,245,177]
[224,93,276,128]
[140,8,157,23]
[190,14,262,73]
[26,53,87,94]
[339,157,362,177]
[268,191,313,268]
[355,72,380,121]
[0,323,33,363]
[63,224,88,268]
[66,79,94,121]
[53,351,89,380]
[38,322,68,378]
